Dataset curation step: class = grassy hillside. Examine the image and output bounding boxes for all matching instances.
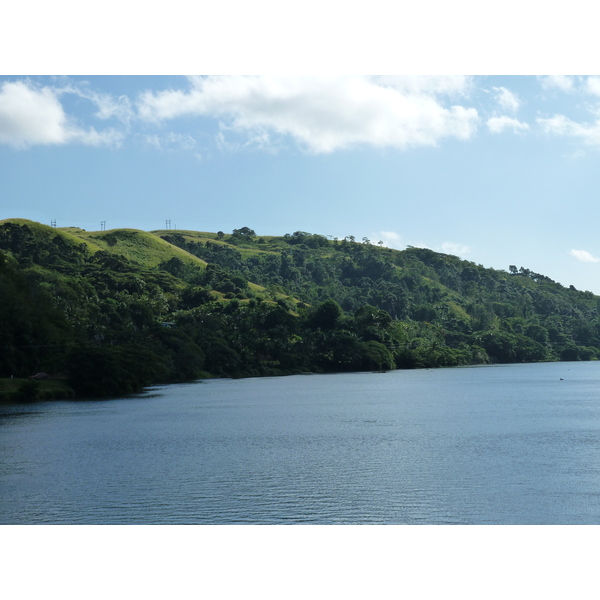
[73,228,209,268]
[0,218,101,252]
[2,219,600,400]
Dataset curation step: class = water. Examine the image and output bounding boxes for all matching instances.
[2,361,600,524]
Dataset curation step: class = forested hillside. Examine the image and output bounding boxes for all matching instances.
[2,219,599,401]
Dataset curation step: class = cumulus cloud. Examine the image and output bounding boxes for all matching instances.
[441,242,471,256]
[540,75,600,99]
[535,77,600,146]
[493,86,520,113]
[584,76,600,97]
[537,114,600,145]
[0,80,122,148]
[570,249,600,263]
[137,75,479,153]
[539,75,575,92]
[487,116,530,134]
[372,75,473,97]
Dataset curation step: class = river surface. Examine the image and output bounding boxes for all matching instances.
[2,361,600,524]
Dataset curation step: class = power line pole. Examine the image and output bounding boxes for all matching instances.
[50,220,56,228]
[101,221,106,231]
[166,219,171,230]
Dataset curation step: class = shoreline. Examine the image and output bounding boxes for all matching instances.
[0,357,577,405]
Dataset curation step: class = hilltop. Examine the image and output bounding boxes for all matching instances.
[1,218,599,401]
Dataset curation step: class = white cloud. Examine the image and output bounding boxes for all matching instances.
[585,76,600,97]
[487,116,530,134]
[53,80,134,125]
[0,80,122,148]
[570,249,600,263]
[77,89,132,124]
[373,75,473,97]
[539,75,600,98]
[378,231,403,249]
[493,86,520,113]
[537,114,600,145]
[374,234,470,256]
[441,242,471,256]
[215,126,275,153]
[539,75,575,92]
[137,75,479,153]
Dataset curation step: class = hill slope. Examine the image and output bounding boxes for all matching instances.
[1,219,599,400]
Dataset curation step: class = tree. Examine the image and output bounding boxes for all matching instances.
[68,345,168,397]
[309,300,343,330]
[232,227,256,239]
[354,305,393,340]
[360,340,395,370]
[159,256,185,277]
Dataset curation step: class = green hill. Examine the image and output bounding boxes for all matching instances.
[1,219,599,401]
[72,228,209,268]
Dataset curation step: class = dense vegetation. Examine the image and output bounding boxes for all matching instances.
[2,218,600,401]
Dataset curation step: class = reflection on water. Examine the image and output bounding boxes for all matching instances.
[2,362,600,524]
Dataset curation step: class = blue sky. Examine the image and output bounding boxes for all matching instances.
[3,74,600,293]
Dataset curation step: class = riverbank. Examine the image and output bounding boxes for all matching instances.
[0,367,313,404]
[0,371,223,404]
[0,378,76,404]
